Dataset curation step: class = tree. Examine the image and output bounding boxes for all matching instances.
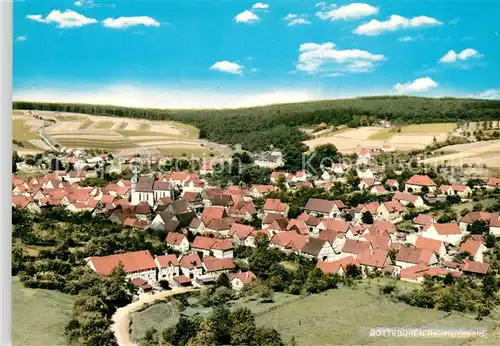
[482,274,497,298]
[345,264,362,279]
[443,273,455,286]
[209,306,233,345]
[187,319,217,346]
[216,273,231,289]
[361,211,374,225]
[484,234,496,248]
[230,308,257,345]
[253,327,284,346]
[159,280,170,290]
[142,328,160,346]
[467,220,489,235]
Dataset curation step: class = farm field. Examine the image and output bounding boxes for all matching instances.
[12,110,232,158]
[12,276,75,346]
[422,139,500,168]
[304,123,455,153]
[129,279,497,346]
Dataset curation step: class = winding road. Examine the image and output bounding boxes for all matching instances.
[111,287,196,346]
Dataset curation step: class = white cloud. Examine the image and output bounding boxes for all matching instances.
[439,48,482,63]
[354,14,442,36]
[26,10,98,28]
[252,3,269,10]
[476,89,500,100]
[102,16,160,29]
[283,14,311,26]
[449,17,460,25]
[13,85,329,109]
[73,0,94,8]
[210,61,244,75]
[394,77,438,93]
[398,35,422,42]
[234,10,259,23]
[296,42,384,74]
[15,35,27,42]
[316,3,378,21]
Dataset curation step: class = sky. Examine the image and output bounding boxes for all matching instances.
[12,0,500,108]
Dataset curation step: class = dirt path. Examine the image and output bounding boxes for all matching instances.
[111,287,196,346]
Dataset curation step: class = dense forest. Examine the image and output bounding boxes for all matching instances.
[13,96,500,153]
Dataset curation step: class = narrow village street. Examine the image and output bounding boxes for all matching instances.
[111,287,196,346]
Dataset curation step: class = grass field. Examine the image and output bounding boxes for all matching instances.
[12,120,38,142]
[368,123,456,140]
[12,276,75,346]
[130,278,498,345]
[256,279,497,345]
[55,114,82,121]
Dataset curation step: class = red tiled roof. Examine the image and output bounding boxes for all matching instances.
[286,219,309,235]
[201,207,226,225]
[462,260,490,274]
[319,218,350,233]
[270,232,308,251]
[89,250,156,275]
[393,192,419,203]
[425,223,461,235]
[415,237,443,253]
[357,249,388,268]
[316,257,358,275]
[342,239,371,254]
[229,271,256,285]
[459,239,483,257]
[396,246,434,264]
[203,256,235,272]
[406,175,436,186]
[415,214,435,226]
[179,254,202,269]
[192,236,233,251]
[155,254,179,267]
[166,232,187,246]
[486,177,500,186]
[228,223,255,240]
[263,198,288,213]
[174,275,192,284]
[369,220,397,234]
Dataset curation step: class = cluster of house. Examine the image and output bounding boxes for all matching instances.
[12,150,500,292]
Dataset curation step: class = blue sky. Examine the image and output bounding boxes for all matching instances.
[13,0,500,108]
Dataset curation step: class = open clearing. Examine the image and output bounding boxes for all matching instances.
[130,278,497,346]
[13,110,232,158]
[304,124,454,153]
[422,139,500,168]
[12,276,75,346]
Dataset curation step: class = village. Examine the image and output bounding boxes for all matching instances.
[11,144,500,300]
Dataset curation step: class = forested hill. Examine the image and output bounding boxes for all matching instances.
[13,96,500,153]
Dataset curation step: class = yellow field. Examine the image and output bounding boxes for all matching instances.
[93,120,115,129]
[305,124,453,153]
[13,110,230,158]
[13,119,38,141]
[368,123,456,140]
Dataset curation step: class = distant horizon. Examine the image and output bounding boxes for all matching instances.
[12,87,499,111]
[13,0,500,109]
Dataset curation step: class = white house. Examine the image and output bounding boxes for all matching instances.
[229,272,257,291]
[131,176,155,206]
[86,250,158,283]
[459,239,487,263]
[405,175,436,193]
[421,223,466,246]
[178,254,203,279]
[154,254,180,281]
[166,232,190,253]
